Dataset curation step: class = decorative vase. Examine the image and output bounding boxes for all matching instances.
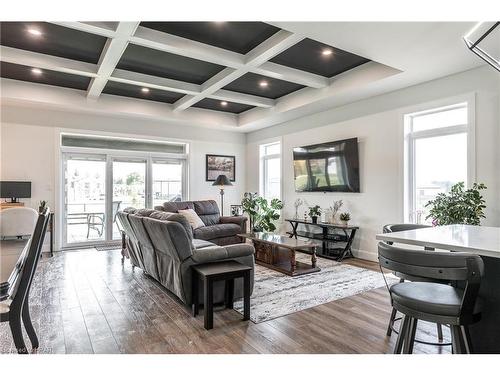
[312,216,318,224]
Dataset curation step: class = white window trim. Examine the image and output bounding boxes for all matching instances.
[402,93,476,223]
[259,140,282,200]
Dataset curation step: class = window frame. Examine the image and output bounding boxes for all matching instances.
[403,95,476,224]
[259,141,282,201]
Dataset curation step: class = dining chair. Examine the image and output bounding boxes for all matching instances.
[382,224,448,344]
[378,241,483,354]
[0,208,50,354]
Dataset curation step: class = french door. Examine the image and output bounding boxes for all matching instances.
[62,153,186,248]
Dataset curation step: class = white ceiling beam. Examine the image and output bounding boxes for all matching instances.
[0,45,98,77]
[253,62,329,88]
[49,22,327,89]
[173,31,305,111]
[110,69,200,95]
[130,26,245,68]
[87,22,140,99]
[129,26,325,88]
[210,89,275,108]
[50,22,117,38]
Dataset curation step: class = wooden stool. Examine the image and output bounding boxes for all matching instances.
[192,260,251,330]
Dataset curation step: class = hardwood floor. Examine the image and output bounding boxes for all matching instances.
[0,249,451,354]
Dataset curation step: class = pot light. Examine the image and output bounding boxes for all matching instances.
[322,48,333,56]
[220,101,228,106]
[259,80,268,88]
[27,28,42,36]
[141,87,150,93]
[31,68,42,75]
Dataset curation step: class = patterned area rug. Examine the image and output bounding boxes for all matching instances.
[233,253,397,323]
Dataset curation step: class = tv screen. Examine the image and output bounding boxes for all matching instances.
[293,138,360,192]
[0,181,32,199]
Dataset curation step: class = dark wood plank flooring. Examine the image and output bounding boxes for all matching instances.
[0,249,451,354]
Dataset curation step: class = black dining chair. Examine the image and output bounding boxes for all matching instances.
[378,241,483,354]
[382,224,448,344]
[0,208,50,354]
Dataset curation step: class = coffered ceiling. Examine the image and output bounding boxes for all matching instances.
[1,21,485,132]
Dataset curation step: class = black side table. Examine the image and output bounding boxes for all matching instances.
[192,260,251,330]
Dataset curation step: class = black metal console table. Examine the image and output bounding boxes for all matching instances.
[285,219,358,261]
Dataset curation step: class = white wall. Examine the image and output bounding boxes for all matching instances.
[1,108,246,250]
[247,66,500,261]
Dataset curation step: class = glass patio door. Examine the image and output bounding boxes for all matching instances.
[63,154,107,245]
[112,158,147,239]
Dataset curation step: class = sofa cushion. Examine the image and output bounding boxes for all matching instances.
[193,200,220,226]
[149,211,193,241]
[161,201,194,213]
[178,209,205,230]
[192,239,215,249]
[193,223,241,241]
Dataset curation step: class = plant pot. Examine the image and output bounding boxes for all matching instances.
[341,220,349,226]
[311,216,318,224]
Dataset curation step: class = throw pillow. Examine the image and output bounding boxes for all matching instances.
[177,209,205,230]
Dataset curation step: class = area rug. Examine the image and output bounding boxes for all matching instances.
[233,253,397,323]
[94,244,122,251]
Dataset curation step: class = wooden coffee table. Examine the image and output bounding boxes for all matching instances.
[238,232,320,277]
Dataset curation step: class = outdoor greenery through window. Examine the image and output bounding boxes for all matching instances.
[260,141,281,200]
[404,102,470,224]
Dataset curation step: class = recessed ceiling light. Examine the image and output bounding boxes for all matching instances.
[259,81,268,87]
[220,101,228,106]
[31,68,42,75]
[322,49,333,56]
[27,28,42,36]
[141,87,150,93]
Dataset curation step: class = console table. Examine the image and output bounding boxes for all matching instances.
[286,219,358,261]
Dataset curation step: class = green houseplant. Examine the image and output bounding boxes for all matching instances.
[308,205,322,224]
[339,212,351,225]
[425,182,486,226]
[241,192,284,232]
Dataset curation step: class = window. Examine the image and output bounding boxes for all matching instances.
[404,102,472,224]
[260,142,281,200]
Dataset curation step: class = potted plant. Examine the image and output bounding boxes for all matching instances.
[308,205,322,224]
[425,182,486,225]
[241,193,284,232]
[339,212,351,225]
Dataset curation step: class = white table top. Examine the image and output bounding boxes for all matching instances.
[376,224,500,259]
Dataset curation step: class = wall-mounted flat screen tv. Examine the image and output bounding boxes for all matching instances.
[293,138,360,193]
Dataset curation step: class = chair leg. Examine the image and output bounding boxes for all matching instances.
[386,307,397,337]
[9,315,28,354]
[403,318,418,354]
[22,300,39,350]
[460,325,473,354]
[451,325,464,354]
[394,315,409,354]
[436,323,443,341]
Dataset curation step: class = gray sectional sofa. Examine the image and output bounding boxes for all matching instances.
[154,200,247,246]
[116,207,254,306]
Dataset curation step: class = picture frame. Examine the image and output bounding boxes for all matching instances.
[206,154,235,182]
[230,205,243,216]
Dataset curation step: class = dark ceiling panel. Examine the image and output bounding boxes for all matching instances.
[270,38,370,78]
[140,22,280,55]
[117,44,225,85]
[0,61,90,90]
[103,81,184,104]
[223,72,304,99]
[192,98,255,114]
[0,22,107,64]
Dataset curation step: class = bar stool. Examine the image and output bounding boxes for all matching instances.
[382,224,447,344]
[378,242,483,354]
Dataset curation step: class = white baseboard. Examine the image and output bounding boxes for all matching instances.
[351,248,379,262]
